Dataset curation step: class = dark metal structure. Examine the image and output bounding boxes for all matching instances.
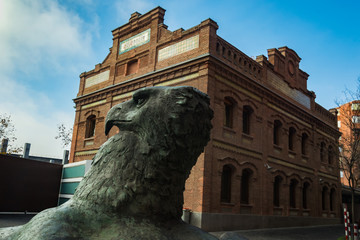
[0,154,62,212]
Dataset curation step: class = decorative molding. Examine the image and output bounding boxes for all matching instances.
[268,156,314,174]
[213,139,262,160]
[85,70,110,88]
[74,150,98,156]
[216,74,261,102]
[81,99,106,110]
[158,35,199,61]
[267,70,310,109]
[318,171,338,181]
[113,92,134,101]
[119,29,151,54]
[316,129,336,141]
[154,72,199,86]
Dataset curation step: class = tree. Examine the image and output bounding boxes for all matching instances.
[336,78,360,226]
[55,123,72,148]
[0,114,22,154]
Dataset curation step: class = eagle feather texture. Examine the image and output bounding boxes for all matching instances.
[0,86,217,240]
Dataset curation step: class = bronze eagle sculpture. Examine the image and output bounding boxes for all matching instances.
[0,86,217,240]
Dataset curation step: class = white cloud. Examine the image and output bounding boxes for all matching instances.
[0,75,74,158]
[0,0,92,74]
[0,0,94,158]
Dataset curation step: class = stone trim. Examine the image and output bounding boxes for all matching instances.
[213,139,262,160]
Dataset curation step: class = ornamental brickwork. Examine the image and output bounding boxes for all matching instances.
[70,7,341,231]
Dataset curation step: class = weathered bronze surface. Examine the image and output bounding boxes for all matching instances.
[0,86,217,240]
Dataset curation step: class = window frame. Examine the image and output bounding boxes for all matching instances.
[85,115,96,139]
[242,105,253,135]
[273,120,282,146]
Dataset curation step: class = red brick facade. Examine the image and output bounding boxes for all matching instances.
[336,101,360,187]
[335,101,360,221]
[70,7,341,230]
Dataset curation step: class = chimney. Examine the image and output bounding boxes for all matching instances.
[62,150,69,165]
[1,139,8,154]
[23,143,31,158]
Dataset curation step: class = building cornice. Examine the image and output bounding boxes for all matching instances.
[73,51,340,140]
[208,56,339,138]
[73,53,211,104]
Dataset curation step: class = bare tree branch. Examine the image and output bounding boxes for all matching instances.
[337,77,360,224]
[0,113,22,154]
[55,123,72,148]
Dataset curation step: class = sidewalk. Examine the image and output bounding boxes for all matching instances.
[0,214,35,228]
[0,214,344,240]
[211,224,344,240]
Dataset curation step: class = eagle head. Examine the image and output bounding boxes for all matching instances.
[105,87,153,135]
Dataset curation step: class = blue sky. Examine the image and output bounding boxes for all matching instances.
[1,0,359,157]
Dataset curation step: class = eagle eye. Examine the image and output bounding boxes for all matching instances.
[133,91,148,107]
[136,97,146,107]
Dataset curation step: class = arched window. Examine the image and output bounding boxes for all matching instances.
[273,120,282,145]
[302,182,310,209]
[85,115,96,138]
[320,142,326,162]
[224,98,235,128]
[301,133,308,155]
[330,188,336,211]
[242,105,253,134]
[328,146,334,164]
[289,179,298,208]
[322,186,328,211]
[288,127,296,151]
[273,176,282,207]
[241,168,253,204]
[221,165,233,203]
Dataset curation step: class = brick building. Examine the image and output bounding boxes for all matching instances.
[70,7,341,231]
[335,100,360,221]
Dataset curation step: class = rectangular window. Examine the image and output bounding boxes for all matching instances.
[352,116,360,123]
[340,171,344,178]
[126,60,138,75]
[224,99,234,128]
[352,103,360,111]
[354,128,360,138]
[337,121,341,128]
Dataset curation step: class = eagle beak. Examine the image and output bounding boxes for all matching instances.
[105,106,117,136]
[105,119,113,136]
[104,103,132,136]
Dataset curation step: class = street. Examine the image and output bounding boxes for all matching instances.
[0,214,344,240]
[212,224,344,240]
